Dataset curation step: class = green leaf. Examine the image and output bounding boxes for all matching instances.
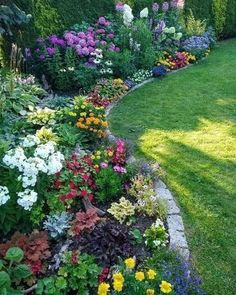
[55,277,67,289]
[5,247,24,263]
[12,264,32,280]
[0,271,10,289]
[0,261,4,271]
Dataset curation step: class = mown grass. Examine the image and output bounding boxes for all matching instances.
[109,39,236,294]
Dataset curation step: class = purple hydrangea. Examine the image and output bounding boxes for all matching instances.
[182,35,210,52]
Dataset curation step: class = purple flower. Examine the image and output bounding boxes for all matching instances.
[46,47,56,56]
[116,1,124,12]
[36,37,44,44]
[98,17,107,26]
[87,27,94,32]
[39,54,45,61]
[115,47,120,52]
[88,46,95,53]
[100,40,107,46]
[170,0,178,8]
[81,47,90,56]
[108,33,114,39]
[96,29,106,34]
[100,162,108,169]
[35,48,40,53]
[152,3,159,12]
[78,32,86,39]
[113,165,127,174]
[162,1,169,12]
[155,20,166,35]
[79,39,87,47]
[87,38,96,47]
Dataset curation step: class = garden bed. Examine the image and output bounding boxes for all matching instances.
[0,1,215,294]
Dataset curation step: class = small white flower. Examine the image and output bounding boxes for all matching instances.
[17,189,38,210]
[0,186,10,206]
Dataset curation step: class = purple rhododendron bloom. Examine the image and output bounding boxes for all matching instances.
[98,16,107,26]
[96,29,106,34]
[162,1,169,12]
[152,3,159,12]
[88,46,95,53]
[100,40,107,46]
[46,47,56,56]
[116,1,124,12]
[78,32,86,39]
[81,47,90,56]
[108,33,114,39]
[79,39,87,47]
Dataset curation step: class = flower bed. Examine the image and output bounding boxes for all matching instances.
[0,1,215,294]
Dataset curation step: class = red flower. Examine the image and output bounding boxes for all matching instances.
[30,261,43,274]
[80,190,88,198]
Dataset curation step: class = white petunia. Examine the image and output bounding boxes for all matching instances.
[17,189,38,210]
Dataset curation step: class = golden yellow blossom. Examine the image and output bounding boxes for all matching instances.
[98,282,110,295]
[135,271,145,281]
[160,281,172,294]
[124,257,135,269]
[147,269,157,280]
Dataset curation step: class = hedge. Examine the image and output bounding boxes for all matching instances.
[185,0,236,38]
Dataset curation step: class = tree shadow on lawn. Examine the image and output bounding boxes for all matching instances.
[137,138,236,293]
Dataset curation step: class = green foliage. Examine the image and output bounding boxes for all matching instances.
[0,247,32,294]
[0,3,30,36]
[129,228,143,245]
[108,50,135,79]
[57,251,101,295]
[95,167,123,204]
[223,0,236,38]
[36,276,67,295]
[185,10,207,36]
[212,0,228,36]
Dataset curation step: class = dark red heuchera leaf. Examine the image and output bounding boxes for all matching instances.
[70,208,100,236]
[0,231,51,274]
[99,268,110,283]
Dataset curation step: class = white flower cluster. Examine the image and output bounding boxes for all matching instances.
[100,60,113,75]
[17,189,38,211]
[59,67,75,72]
[0,186,10,206]
[91,49,103,64]
[140,7,149,18]
[123,4,134,26]
[2,137,65,210]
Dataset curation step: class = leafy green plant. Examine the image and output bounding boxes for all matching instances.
[0,247,32,294]
[36,276,67,295]
[129,228,143,245]
[58,251,101,295]
[144,219,169,250]
[95,167,123,204]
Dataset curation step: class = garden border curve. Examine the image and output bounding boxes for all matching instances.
[106,76,190,260]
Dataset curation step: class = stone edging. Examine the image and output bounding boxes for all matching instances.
[106,76,190,260]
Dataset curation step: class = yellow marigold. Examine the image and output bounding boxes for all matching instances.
[147,289,155,295]
[113,272,124,283]
[93,118,100,125]
[113,280,123,292]
[98,282,110,295]
[135,271,145,281]
[79,118,84,122]
[101,121,108,128]
[124,258,135,269]
[160,281,172,294]
[147,269,157,280]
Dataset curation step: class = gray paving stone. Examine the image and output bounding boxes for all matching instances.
[167,215,185,232]
[169,229,188,249]
[166,199,181,215]
[154,179,167,189]
[178,248,190,260]
[155,187,173,201]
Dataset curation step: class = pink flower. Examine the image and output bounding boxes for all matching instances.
[108,33,114,39]
[98,16,107,26]
[101,162,108,169]
[96,29,106,34]
[116,1,124,12]
[78,32,86,39]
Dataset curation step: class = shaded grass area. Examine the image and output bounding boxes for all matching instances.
[109,39,236,294]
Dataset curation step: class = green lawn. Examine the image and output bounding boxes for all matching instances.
[109,39,236,294]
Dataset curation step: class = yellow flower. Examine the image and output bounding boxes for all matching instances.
[124,258,136,269]
[135,271,145,281]
[68,112,77,117]
[113,280,123,292]
[98,282,110,295]
[160,281,172,294]
[101,121,108,128]
[107,151,113,157]
[147,289,155,295]
[112,272,124,284]
[96,151,101,156]
[147,269,157,280]
[80,112,87,117]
